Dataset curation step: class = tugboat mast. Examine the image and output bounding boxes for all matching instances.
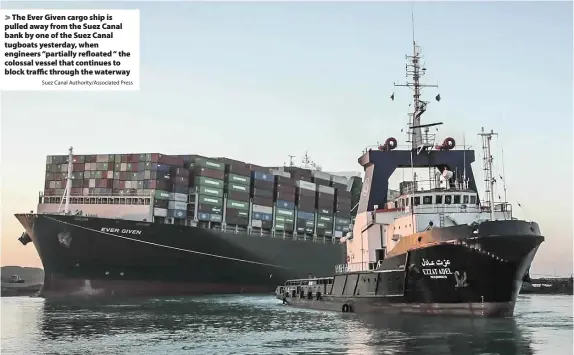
[391,11,441,151]
[478,128,498,221]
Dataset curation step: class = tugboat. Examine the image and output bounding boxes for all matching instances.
[275,31,544,318]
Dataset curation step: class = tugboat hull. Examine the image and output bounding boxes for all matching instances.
[277,233,543,317]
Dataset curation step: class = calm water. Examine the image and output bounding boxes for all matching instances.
[1,294,572,355]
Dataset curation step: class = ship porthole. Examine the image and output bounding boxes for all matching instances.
[120,272,124,276]
[105,271,109,275]
[417,236,422,242]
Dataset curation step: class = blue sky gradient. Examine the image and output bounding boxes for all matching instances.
[1,1,572,276]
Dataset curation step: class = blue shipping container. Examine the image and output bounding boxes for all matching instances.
[198,212,211,221]
[157,164,171,173]
[276,199,295,210]
[297,211,315,221]
[167,209,187,219]
[198,212,223,222]
[252,212,272,221]
[252,171,274,183]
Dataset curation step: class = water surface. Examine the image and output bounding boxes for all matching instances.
[1,294,572,355]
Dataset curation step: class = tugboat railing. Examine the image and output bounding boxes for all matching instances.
[335,261,380,273]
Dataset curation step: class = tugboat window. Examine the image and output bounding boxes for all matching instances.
[423,196,432,205]
[453,195,461,204]
[445,195,452,204]
[414,197,421,205]
[435,195,443,204]
[463,195,469,204]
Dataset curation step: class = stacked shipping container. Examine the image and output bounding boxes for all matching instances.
[312,170,336,238]
[192,158,226,223]
[224,162,251,226]
[250,170,276,230]
[44,152,360,240]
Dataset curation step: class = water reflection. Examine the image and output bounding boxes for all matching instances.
[0,295,557,354]
[346,313,534,355]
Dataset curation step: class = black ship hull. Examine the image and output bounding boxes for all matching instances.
[15,213,346,298]
[277,221,544,317]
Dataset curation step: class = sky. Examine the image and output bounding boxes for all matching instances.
[1,1,572,277]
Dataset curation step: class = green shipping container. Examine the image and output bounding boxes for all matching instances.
[336,218,351,225]
[275,216,294,223]
[155,190,170,200]
[227,199,249,211]
[194,157,225,172]
[276,208,294,217]
[199,186,223,197]
[226,174,251,186]
[227,183,250,193]
[199,195,223,206]
[195,176,224,189]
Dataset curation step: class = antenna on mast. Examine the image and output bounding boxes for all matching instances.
[478,128,498,221]
[390,9,441,152]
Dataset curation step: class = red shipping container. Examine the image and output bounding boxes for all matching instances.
[121,155,127,163]
[151,153,159,163]
[132,162,139,171]
[73,163,84,172]
[71,187,82,194]
[82,179,90,188]
[119,181,126,189]
[149,180,157,189]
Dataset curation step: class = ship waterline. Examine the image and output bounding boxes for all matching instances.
[16,213,346,297]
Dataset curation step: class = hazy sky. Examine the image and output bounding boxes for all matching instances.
[1,1,572,276]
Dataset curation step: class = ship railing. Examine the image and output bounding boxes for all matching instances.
[40,191,154,198]
[335,262,374,274]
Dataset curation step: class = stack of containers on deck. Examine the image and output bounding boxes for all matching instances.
[331,175,353,237]
[292,170,316,236]
[129,153,173,218]
[250,168,275,230]
[224,161,251,226]
[312,171,335,238]
[81,154,114,195]
[168,163,189,220]
[44,155,69,196]
[191,157,226,223]
[270,169,295,232]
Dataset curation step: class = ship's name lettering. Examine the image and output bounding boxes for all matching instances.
[422,268,452,276]
[101,227,142,235]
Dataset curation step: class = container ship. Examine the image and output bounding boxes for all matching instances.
[15,151,372,297]
[275,31,544,317]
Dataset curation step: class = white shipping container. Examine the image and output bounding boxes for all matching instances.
[49,181,56,188]
[61,164,68,172]
[168,201,187,210]
[252,204,273,214]
[121,163,127,171]
[296,180,316,191]
[311,170,331,181]
[82,188,89,194]
[270,169,291,178]
[154,207,168,217]
[107,171,114,179]
[84,163,90,171]
[252,219,262,228]
[318,185,335,194]
[89,179,96,188]
[97,154,108,163]
[173,193,188,202]
[334,231,344,239]
[331,175,348,185]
